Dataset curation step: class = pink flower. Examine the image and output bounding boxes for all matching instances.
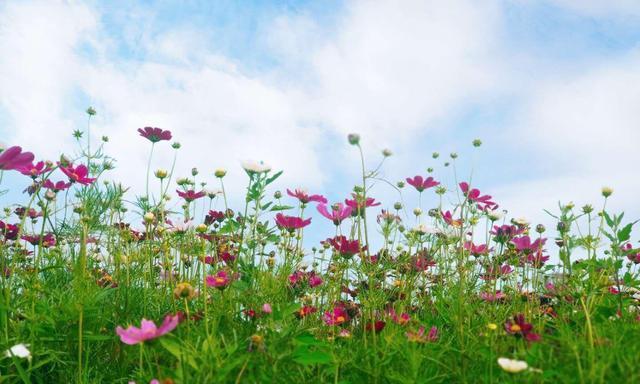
[59,164,96,185]
[262,303,272,314]
[0,146,35,171]
[317,203,353,225]
[479,291,506,302]
[388,308,410,325]
[490,225,525,243]
[442,211,462,227]
[323,306,349,326]
[512,236,546,254]
[18,161,51,178]
[308,273,323,288]
[115,314,180,345]
[406,175,439,192]
[459,182,498,210]
[275,213,311,230]
[286,188,327,204]
[206,270,230,290]
[176,189,206,202]
[43,179,71,192]
[344,193,381,212]
[464,241,489,256]
[138,127,172,143]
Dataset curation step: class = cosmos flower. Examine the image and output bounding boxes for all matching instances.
[115,314,180,345]
[326,236,363,259]
[406,326,438,343]
[323,306,350,326]
[59,164,96,185]
[459,182,498,210]
[512,236,546,254]
[206,270,231,290]
[464,241,489,256]
[317,203,353,225]
[176,189,206,202]
[0,146,35,171]
[479,291,506,302]
[242,161,272,174]
[18,161,51,178]
[138,127,172,143]
[504,314,540,342]
[344,193,381,212]
[406,176,440,192]
[442,211,463,227]
[275,213,311,230]
[43,179,72,192]
[286,188,327,204]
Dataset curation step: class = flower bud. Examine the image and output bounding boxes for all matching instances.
[191,167,199,177]
[143,212,155,223]
[472,139,482,147]
[347,133,360,145]
[274,190,282,199]
[602,186,613,198]
[450,152,458,159]
[214,168,227,178]
[432,152,439,159]
[397,181,405,188]
[102,136,109,142]
[86,107,96,116]
[413,208,422,216]
[196,224,207,233]
[155,169,168,179]
[394,202,402,210]
[172,142,181,149]
[536,224,546,233]
[382,148,392,157]
[582,204,593,214]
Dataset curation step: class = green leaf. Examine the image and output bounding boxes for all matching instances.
[617,223,633,242]
[265,170,283,185]
[270,205,294,212]
[603,211,614,228]
[293,349,333,365]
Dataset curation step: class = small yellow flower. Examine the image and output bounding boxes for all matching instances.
[487,323,497,331]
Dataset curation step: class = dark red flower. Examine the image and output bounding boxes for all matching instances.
[326,236,364,258]
[365,320,386,333]
[0,221,19,241]
[138,127,172,143]
[204,210,225,225]
[176,189,206,202]
[406,175,439,192]
[59,164,96,185]
[504,314,540,342]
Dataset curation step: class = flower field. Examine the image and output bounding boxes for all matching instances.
[0,112,639,384]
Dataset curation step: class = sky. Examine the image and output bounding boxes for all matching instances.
[1,0,639,250]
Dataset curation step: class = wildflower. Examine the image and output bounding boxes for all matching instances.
[459,182,497,210]
[406,175,440,192]
[388,308,410,325]
[497,357,528,373]
[464,241,489,256]
[480,291,506,302]
[173,282,196,300]
[406,326,438,343]
[176,189,206,202]
[486,209,503,221]
[43,179,71,192]
[4,343,31,361]
[143,212,155,224]
[214,168,227,178]
[286,188,327,204]
[504,314,540,342]
[513,217,530,227]
[204,210,225,225]
[262,303,272,314]
[206,270,231,290]
[487,323,498,330]
[0,146,35,171]
[491,225,525,243]
[59,163,96,185]
[338,329,352,338]
[326,236,363,259]
[512,236,546,254]
[317,203,353,225]
[308,273,323,288]
[18,161,51,178]
[601,186,613,198]
[115,314,180,345]
[345,193,381,212]
[155,169,168,179]
[323,306,350,326]
[138,127,172,143]
[296,305,317,319]
[275,213,311,230]
[242,161,271,174]
[365,320,386,333]
[442,211,462,227]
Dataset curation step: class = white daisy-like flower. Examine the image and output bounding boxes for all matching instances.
[413,224,441,235]
[497,357,528,373]
[242,161,272,174]
[513,217,530,226]
[5,344,31,361]
[486,208,503,221]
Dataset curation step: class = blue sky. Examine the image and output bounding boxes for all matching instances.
[1,0,639,249]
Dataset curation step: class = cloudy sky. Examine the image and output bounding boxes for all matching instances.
[1,0,639,246]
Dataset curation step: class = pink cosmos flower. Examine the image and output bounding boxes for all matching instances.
[504,314,540,342]
[406,326,438,343]
[317,203,353,225]
[323,306,349,326]
[286,188,327,204]
[262,303,272,314]
[21,233,56,247]
[326,236,364,258]
[459,182,498,210]
[18,161,51,178]
[479,291,506,302]
[43,179,72,192]
[388,308,410,325]
[0,221,19,241]
[344,193,381,212]
[176,189,206,202]
[464,241,489,256]
[365,320,386,333]
[442,211,463,227]
[490,225,525,243]
[512,236,546,254]
[406,175,440,192]
[0,146,35,171]
[138,127,172,143]
[275,213,311,230]
[206,270,231,290]
[204,210,225,225]
[115,314,180,345]
[481,264,514,280]
[59,164,96,185]
[308,273,323,288]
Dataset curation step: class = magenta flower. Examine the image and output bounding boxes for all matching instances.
[490,225,525,243]
[481,264,514,280]
[0,146,35,172]
[176,189,206,202]
[43,179,72,192]
[275,213,311,230]
[442,210,462,227]
[18,161,51,178]
[463,241,489,256]
[406,326,438,343]
[344,193,381,212]
[138,127,172,143]
[406,175,439,192]
[115,314,180,345]
[388,308,410,325]
[59,164,96,185]
[323,306,349,326]
[204,210,225,225]
[0,221,19,241]
[21,233,56,247]
[286,188,327,204]
[317,203,353,225]
[326,236,364,258]
[206,270,231,290]
[512,236,546,254]
[308,273,323,288]
[479,291,506,302]
[459,182,498,210]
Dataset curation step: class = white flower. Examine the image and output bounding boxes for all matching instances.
[486,209,503,221]
[5,344,31,361]
[242,161,272,174]
[513,217,529,226]
[413,224,441,235]
[497,357,528,373]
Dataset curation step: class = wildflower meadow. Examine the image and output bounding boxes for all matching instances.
[0,111,638,384]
